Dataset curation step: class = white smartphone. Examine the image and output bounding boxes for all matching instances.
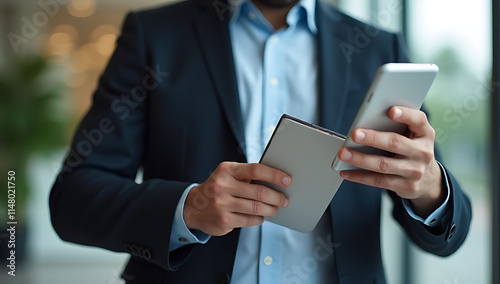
[331,63,439,171]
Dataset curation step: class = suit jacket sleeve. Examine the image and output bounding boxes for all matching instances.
[388,33,472,256]
[49,12,194,271]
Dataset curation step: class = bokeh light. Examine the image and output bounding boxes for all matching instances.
[68,0,96,18]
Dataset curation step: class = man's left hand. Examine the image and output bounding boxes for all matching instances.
[337,106,446,218]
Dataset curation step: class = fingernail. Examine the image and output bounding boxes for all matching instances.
[355,130,365,141]
[394,107,403,118]
[282,176,291,186]
[341,149,352,160]
[340,171,350,179]
[283,198,289,208]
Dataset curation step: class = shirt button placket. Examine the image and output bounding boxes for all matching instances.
[259,222,283,282]
[259,33,284,283]
[263,33,284,146]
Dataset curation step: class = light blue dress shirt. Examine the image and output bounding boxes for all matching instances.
[168,0,451,283]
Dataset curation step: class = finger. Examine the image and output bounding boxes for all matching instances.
[337,147,417,177]
[340,170,422,199]
[350,128,419,157]
[230,197,279,217]
[231,181,289,208]
[231,213,265,228]
[339,170,407,193]
[389,106,434,138]
[224,162,291,187]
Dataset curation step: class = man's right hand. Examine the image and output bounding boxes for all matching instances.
[183,162,291,236]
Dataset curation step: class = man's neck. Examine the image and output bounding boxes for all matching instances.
[251,0,295,30]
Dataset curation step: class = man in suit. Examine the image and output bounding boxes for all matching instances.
[50,0,472,282]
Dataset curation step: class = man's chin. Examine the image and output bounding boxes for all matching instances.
[254,0,300,8]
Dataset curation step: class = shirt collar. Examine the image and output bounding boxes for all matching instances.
[230,0,318,34]
[298,0,318,34]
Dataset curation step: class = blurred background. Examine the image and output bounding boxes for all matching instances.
[0,0,496,283]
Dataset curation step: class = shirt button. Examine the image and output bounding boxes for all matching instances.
[179,237,188,242]
[270,78,279,87]
[269,35,279,43]
[264,256,273,265]
[248,12,256,19]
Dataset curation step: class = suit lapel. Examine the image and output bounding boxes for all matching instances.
[193,0,246,154]
[316,0,353,132]
[192,0,353,154]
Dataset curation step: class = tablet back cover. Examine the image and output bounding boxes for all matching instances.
[258,115,345,232]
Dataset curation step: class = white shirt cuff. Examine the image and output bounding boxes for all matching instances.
[402,161,451,227]
[169,183,211,252]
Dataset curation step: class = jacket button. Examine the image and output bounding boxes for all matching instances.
[215,273,230,284]
[446,224,456,241]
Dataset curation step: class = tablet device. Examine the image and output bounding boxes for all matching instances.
[256,115,345,232]
[331,63,439,171]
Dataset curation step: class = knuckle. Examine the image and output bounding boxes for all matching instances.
[422,150,434,163]
[254,185,266,201]
[249,163,260,179]
[215,214,231,229]
[428,126,436,139]
[212,196,225,208]
[407,181,419,193]
[218,161,232,172]
[411,148,433,163]
[203,183,217,199]
[409,168,424,180]
[418,112,429,127]
[368,130,377,145]
[211,177,227,193]
[378,157,390,172]
[389,134,401,150]
[252,201,262,214]
[374,175,386,188]
[419,111,428,122]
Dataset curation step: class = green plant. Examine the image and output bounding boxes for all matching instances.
[0,55,68,221]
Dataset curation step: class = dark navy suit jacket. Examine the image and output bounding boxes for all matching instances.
[50,0,472,283]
